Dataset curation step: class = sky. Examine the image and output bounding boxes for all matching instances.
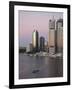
[19,10,63,47]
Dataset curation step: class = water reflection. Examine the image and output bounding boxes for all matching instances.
[19,53,63,79]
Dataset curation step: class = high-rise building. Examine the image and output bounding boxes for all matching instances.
[45,41,49,52]
[48,18,56,54]
[40,36,45,51]
[32,30,39,52]
[56,19,63,53]
[49,19,55,29]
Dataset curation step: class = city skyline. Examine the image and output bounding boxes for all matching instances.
[19,10,63,47]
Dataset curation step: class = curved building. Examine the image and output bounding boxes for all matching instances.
[32,30,39,52]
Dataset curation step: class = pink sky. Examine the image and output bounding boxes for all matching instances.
[19,11,63,47]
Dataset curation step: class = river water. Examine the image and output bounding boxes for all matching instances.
[19,53,63,79]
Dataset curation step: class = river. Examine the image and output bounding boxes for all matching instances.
[19,53,63,79]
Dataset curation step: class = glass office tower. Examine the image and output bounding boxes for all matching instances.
[32,30,39,52]
[40,36,45,51]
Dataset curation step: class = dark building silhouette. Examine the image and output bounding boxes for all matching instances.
[32,30,39,52]
[40,37,45,51]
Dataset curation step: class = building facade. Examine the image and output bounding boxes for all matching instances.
[40,36,45,51]
[26,43,33,53]
[56,19,63,53]
[45,41,49,52]
[48,18,56,54]
[32,30,39,52]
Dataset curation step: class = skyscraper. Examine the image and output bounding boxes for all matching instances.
[32,30,39,52]
[49,18,55,29]
[48,17,56,54]
[45,41,49,52]
[40,36,45,51]
[56,19,63,53]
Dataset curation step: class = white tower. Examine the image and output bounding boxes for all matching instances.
[48,17,56,54]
